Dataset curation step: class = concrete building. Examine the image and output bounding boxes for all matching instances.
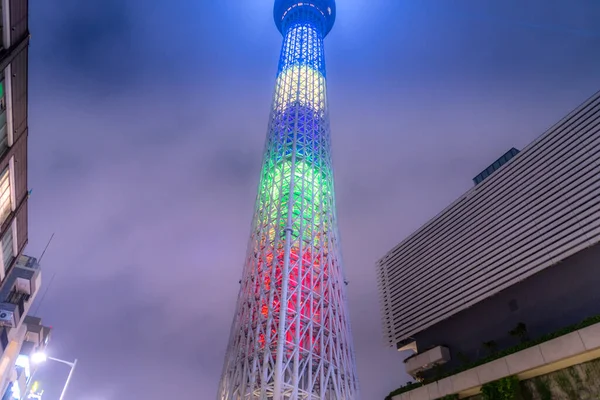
[0,2,37,397]
[0,256,45,399]
[0,0,30,272]
[16,316,51,400]
[377,89,600,398]
[3,315,51,400]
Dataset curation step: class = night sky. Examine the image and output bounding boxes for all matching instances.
[25,0,600,399]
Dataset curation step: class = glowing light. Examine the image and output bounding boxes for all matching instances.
[257,158,332,243]
[273,23,326,113]
[30,352,48,364]
[274,65,326,113]
[10,381,20,399]
[15,354,31,379]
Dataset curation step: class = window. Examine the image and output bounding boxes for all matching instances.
[0,328,7,350]
[1,225,14,272]
[0,166,10,224]
[0,72,7,155]
[0,3,3,51]
[1,0,9,50]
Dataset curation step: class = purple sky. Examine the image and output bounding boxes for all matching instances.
[24,0,600,399]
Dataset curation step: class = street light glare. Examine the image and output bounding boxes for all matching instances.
[31,352,48,364]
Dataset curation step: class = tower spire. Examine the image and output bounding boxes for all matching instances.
[217,1,360,398]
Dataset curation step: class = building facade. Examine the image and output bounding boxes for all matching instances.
[0,1,39,399]
[377,89,600,380]
[217,1,360,399]
[0,0,29,275]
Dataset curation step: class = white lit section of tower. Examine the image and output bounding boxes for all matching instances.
[217,1,360,398]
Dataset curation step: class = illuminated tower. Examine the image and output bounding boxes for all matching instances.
[217,1,359,399]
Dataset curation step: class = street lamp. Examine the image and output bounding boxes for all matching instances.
[30,352,78,400]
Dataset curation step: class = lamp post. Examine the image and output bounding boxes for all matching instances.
[30,353,77,400]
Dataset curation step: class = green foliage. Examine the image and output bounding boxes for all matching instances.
[385,314,600,399]
[456,351,471,365]
[509,323,529,343]
[555,372,578,400]
[532,377,552,400]
[386,381,421,399]
[519,382,533,400]
[567,367,583,387]
[585,358,600,383]
[414,371,426,382]
[432,364,445,380]
[482,340,498,354]
[481,376,522,400]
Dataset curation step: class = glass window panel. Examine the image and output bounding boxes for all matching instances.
[1,227,13,271]
[0,167,10,224]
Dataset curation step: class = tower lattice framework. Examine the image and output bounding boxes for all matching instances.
[218,1,359,399]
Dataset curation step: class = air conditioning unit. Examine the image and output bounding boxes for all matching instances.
[0,309,16,328]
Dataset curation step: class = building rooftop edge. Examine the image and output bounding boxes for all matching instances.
[376,88,600,267]
[273,0,336,36]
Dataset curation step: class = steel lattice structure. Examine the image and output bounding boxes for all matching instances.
[217,1,359,399]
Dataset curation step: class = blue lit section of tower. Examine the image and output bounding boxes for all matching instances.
[218,1,360,399]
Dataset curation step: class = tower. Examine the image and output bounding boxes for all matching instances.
[217,1,360,399]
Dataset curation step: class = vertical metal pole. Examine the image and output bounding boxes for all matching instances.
[273,106,299,400]
[57,359,77,400]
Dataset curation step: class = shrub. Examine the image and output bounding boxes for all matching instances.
[532,377,551,400]
[481,376,522,400]
[555,372,577,400]
[384,314,600,399]
[509,322,529,343]
[482,340,498,354]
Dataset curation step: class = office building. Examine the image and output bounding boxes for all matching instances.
[377,90,600,398]
[0,0,29,270]
[217,1,360,398]
[0,1,42,399]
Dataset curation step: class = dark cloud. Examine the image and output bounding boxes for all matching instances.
[54,0,133,69]
[34,0,137,90]
[47,148,89,177]
[25,0,600,399]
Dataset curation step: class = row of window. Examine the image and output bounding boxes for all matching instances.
[0,68,17,275]
[473,148,520,185]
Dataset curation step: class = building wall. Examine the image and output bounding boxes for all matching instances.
[0,0,31,397]
[464,358,600,400]
[8,0,27,47]
[0,0,28,274]
[377,89,600,349]
[9,48,27,143]
[414,242,600,369]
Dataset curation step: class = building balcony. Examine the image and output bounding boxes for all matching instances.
[0,301,23,329]
[404,346,451,377]
[23,316,50,347]
[0,255,40,330]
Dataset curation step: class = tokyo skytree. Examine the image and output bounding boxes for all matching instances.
[217,1,360,399]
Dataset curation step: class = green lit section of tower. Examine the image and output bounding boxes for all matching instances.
[218,1,360,399]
